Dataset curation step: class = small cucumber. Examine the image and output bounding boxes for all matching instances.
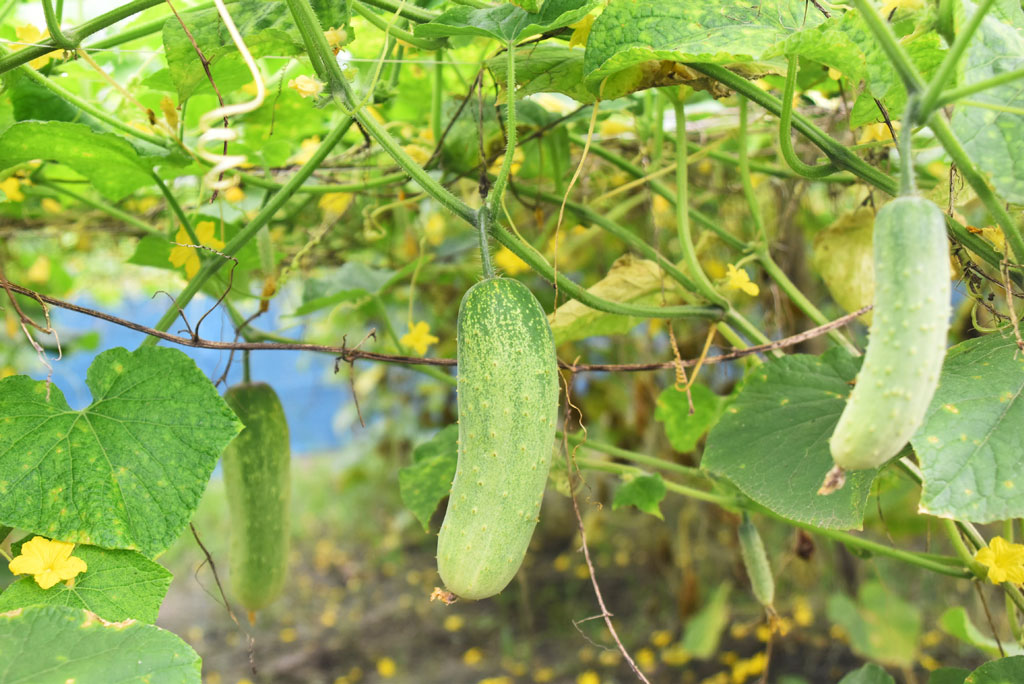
[828,197,950,472]
[737,513,774,609]
[222,382,291,615]
[437,278,559,600]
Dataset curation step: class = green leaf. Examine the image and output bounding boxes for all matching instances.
[399,425,458,532]
[295,262,396,316]
[415,0,596,42]
[913,334,1024,523]
[548,255,675,344]
[950,1,1024,203]
[771,10,872,87]
[0,346,241,557]
[938,606,1024,658]
[849,31,946,128]
[582,0,823,87]
[655,383,725,453]
[702,349,877,530]
[0,122,155,201]
[0,543,171,624]
[163,0,351,102]
[929,669,970,684]
[680,582,731,659]
[826,581,921,668]
[0,605,200,683]
[966,656,1024,683]
[839,663,896,684]
[611,473,666,519]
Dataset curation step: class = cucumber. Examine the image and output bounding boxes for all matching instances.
[827,197,950,473]
[437,278,559,600]
[737,513,774,609]
[221,382,291,615]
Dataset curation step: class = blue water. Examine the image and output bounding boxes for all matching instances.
[27,291,350,455]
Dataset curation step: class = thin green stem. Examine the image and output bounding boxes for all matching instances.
[672,98,728,307]
[351,3,445,50]
[476,205,494,279]
[356,0,438,24]
[919,0,998,118]
[900,97,918,196]
[287,0,475,226]
[927,114,1024,260]
[943,519,989,578]
[488,42,517,214]
[573,456,739,508]
[724,309,775,348]
[237,170,407,194]
[687,63,899,195]
[0,0,18,25]
[150,172,198,245]
[143,115,356,342]
[29,181,162,236]
[42,0,76,48]
[934,66,1024,109]
[0,0,164,74]
[87,2,218,50]
[852,0,926,93]
[737,99,767,244]
[562,432,703,479]
[755,248,860,355]
[431,53,443,144]
[780,56,840,178]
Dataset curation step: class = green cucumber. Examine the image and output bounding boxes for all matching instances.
[437,278,559,600]
[737,513,774,609]
[828,197,950,473]
[222,382,291,615]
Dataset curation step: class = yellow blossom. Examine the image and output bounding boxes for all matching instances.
[223,186,245,203]
[401,321,439,356]
[288,74,325,98]
[533,668,554,682]
[279,627,298,643]
[291,136,322,165]
[494,247,529,276]
[160,95,179,129]
[600,117,633,137]
[319,192,353,216]
[15,25,58,69]
[724,263,759,296]
[576,671,600,684]
[404,144,433,166]
[169,221,225,280]
[376,657,397,678]
[26,256,50,283]
[0,177,24,202]
[976,536,1024,584]
[857,121,899,145]
[463,647,484,666]
[488,148,525,175]
[8,536,87,589]
[324,27,348,49]
[424,212,446,246]
[443,614,465,632]
[635,648,656,671]
[41,198,62,214]
[650,630,673,648]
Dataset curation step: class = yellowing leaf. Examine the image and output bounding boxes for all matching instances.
[812,207,875,324]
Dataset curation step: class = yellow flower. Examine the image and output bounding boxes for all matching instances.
[494,247,529,276]
[169,221,225,280]
[0,177,24,202]
[857,121,899,146]
[288,75,325,98]
[724,263,759,296]
[15,25,58,70]
[635,648,656,671]
[976,536,1024,584]
[443,614,465,632]
[463,647,484,666]
[160,95,179,129]
[576,671,600,684]
[41,198,62,214]
[279,627,298,643]
[9,536,88,589]
[223,186,245,203]
[324,27,348,49]
[401,321,439,356]
[376,657,397,678]
[424,212,446,246]
[404,144,432,166]
[650,630,673,648]
[319,192,353,216]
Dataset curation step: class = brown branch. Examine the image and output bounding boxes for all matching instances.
[1,280,869,372]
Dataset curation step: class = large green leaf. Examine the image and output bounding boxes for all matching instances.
[680,582,731,659]
[163,0,352,101]
[913,334,1024,523]
[930,669,970,684]
[611,473,666,519]
[0,346,241,557]
[939,607,1024,658]
[0,542,171,624]
[0,122,155,201]
[950,1,1024,203]
[839,663,896,684]
[0,605,200,684]
[295,262,397,316]
[966,656,1024,683]
[398,425,457,532]
[827,581,921,668]
[414,0,596,42]
[702,349,877,530]
[582,0,823,87]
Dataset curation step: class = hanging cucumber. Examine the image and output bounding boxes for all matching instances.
[737,513,775,610]
[222,382,291,616]
[823,196,950,490]
[437,278,559,600]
